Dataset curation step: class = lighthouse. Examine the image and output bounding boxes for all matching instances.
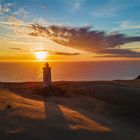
[43,62,52,87]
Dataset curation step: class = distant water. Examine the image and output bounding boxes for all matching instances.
[0,61,140,82]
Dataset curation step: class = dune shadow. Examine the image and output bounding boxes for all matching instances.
[45,97,140,140]
[44,101,70,130]
[3,87,44,102]
[43,100,116,140]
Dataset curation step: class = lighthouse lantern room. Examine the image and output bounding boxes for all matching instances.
[43,62,52,87]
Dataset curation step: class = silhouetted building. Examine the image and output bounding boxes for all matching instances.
[135,75,140,80]
[43,62,52,87]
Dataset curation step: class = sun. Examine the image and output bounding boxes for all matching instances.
[34,51,48,60]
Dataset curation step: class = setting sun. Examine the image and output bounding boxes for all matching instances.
[34,51,48,60]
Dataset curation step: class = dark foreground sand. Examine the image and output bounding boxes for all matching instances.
[0,80,140,140]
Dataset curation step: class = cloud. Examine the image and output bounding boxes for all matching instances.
[10,47,23,51]
[91,0,136,18]
[0,16,28,31]
[92,7,119,18]
[119,21,140,29]
[0,3,13,14]
[40,3,47,9]
[65,0,84,11]
[50,51,80,56]
[32,17,50,26]
[28,24,140,58]
[0,16,32,39]
[34,49,80,56]
[13,7,28,19]
[91,1,123,18]
[97,49,140,58]
[73,1,81,11]
[0,20,26,27]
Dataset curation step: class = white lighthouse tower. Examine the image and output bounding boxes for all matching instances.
[43,62,52,87]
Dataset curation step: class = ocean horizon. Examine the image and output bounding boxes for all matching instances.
[0,60,139,82]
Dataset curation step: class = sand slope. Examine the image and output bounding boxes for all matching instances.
[0,81,140,140]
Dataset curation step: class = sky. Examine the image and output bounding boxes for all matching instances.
[0,0,140,61]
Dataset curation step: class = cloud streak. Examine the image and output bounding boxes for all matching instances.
[119,21,140,29]
[91,1,124,18]
[97,49,140,58]
[34,49,80,56]
[65,0,84,11]
[50,51,80,56]
[10,47,23,50]
[28,24,140,58]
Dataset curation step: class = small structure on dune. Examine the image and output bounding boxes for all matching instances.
[135,75,140,80]
[33,62,67,96]
[43,62,52,87]
[41,62,69,96]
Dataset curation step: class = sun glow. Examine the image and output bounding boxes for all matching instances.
[34,51,48,60]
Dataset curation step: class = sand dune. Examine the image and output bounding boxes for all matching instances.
[0,80,140,140]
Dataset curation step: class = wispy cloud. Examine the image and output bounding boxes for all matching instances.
[40,3,47,9]
[73,0,81,11]
[65,0,84,11]
[97,48,140,58]
[0,2,13,14]
[13,7,28,19]
[0,20,26,27]
[10,47,23,51]
[92,7,119,17]
[32,17,50,26]
[119,21,140,29]
[91,1,129,18]
[50,51,80,56]
[34,49,80,56]
[0,16,33,40]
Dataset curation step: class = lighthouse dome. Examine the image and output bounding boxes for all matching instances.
[45,62,49,68]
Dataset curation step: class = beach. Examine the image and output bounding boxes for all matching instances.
[0,80,140,140]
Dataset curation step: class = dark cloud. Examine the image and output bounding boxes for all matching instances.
[29,24,140,57]
[10,47,23,50]
[40,3,47,9]
[34,49,80,56]
[97,49,140,58]
[52,52,80,56]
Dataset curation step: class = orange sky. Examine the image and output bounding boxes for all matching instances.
[0,1,140,61]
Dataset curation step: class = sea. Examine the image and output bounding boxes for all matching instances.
[0,61,140,82]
